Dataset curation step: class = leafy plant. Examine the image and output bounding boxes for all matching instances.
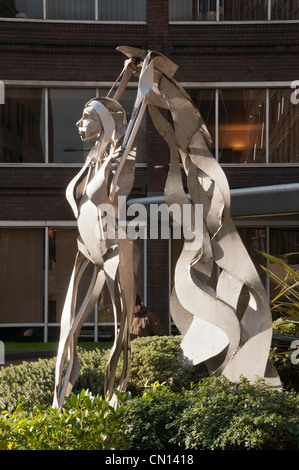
[123,377,299,450]
[0,336,207,412]
[260,251,299,318]
[0,389,129,450]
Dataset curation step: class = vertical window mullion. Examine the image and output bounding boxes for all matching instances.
[265,226,270,298]
[216,0,220,21]
[266,88,269,163]
[95,0,98,20]
[44,226,49,342]
[268,0,271,20]
[45,88,49,163]
[43,0,47,19]
[215,88,219,161]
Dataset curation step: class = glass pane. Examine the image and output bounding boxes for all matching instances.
[218,89,266,163]
[47,0,95,20]
[169,0,216,20]
[271,0,299,20]
[269,88,299,163]
[189,89,216,155]
[237,227,267,285]
[0,229,44,323]
[269,228,299,300]
[48,88,96,163]
[48,228,95,322]
[0,88,45,163]
[0,0,43,18]
[98,0,147,21]
[222,0,268,20]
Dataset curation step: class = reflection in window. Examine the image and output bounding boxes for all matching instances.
[269,88,299,163]
[48,88,96,163]
[0,229,44,323]
[218,89,266,163]
[271,0,299,20]
[46,0,95,20]
[189,89,216,154]
[0,88,45,163]
[0,0,42,18]
[169,0,217,21]
[98,0,146,21]
[169,0,299,20]
[48,88,146,164]
[221,0,268,21]
[237,227,267,284]
[48,228,95,322]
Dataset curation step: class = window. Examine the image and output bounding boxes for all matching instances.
[169,0,299,21]
[0,0,43,19]
[48,88,96,164]
[0,88,45,163]
[1,0,147,21]
[218,89,266,163]
[221,0,268,21]
[98,0,146,21]
[271,0,299,20]
[0,229,44,323]
[169,0,217,21]
[0,226,146,341]
[46,0,95,20]
[1,86,146,164]
[189,89,216,155]
[269,88,299,163]
[188,85,299,164]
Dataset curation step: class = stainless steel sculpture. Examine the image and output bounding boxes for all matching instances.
[53,47,280,408]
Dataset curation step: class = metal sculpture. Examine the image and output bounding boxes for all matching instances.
[53,47,280,408]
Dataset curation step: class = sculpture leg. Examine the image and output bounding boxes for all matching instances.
[52,251,105,408]
[104,239,135,399]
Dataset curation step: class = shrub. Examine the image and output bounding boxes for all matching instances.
[127,335,207,395]
[0,336,207,412]
[0,389,128,450]
[123,377,299,451]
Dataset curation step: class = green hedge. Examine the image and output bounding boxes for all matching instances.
[0,336,207,412]
[0,336,298,450]
[123,378,299,450]
[1,379,298,450]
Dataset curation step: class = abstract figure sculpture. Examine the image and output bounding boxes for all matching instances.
[53,46,280,408]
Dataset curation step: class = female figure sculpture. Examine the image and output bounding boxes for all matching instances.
[53,46,280,408]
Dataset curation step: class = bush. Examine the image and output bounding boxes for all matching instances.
[0,336,298,451]
[0,389,128,450]
[123,377,299,450]
[0,336,206,412]
[127,335,207,395]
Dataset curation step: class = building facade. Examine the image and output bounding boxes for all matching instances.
[0,0,299,342]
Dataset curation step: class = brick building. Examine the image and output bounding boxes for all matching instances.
[0,0,299,342]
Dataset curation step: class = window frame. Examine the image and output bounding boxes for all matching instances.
[2,80,299,167]
[184,81,299,166]
[169,0,299,23]
[0,221,147,342]
[0,0,147,23]
[0,81,147,168]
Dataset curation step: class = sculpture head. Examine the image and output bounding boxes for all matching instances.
[76,97,127,145]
